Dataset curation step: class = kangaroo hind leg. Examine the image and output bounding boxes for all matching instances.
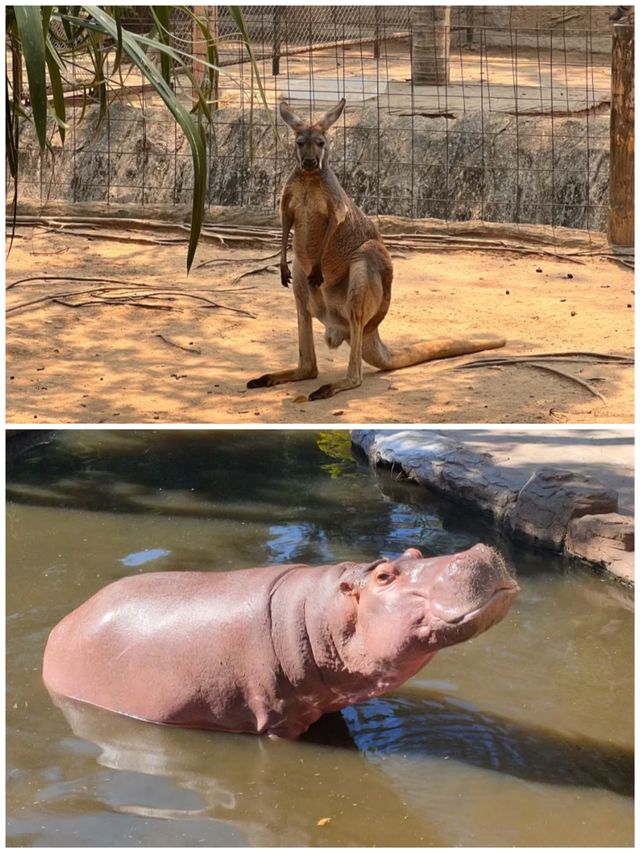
[308,257,378,400]
[247,265,318,388]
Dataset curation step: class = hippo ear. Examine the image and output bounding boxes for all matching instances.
[339,580,358,598]
[402,548,423,560]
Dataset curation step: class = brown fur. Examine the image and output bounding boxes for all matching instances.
[247,99,506,400]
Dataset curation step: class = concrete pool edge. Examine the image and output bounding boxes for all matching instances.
[351,429,634,585]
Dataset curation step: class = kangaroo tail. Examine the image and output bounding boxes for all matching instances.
[362,330,506,371]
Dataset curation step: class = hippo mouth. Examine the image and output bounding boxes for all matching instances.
[414,580,519,641]
[436,584,519,625]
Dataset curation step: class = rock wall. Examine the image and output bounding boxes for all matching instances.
[351,430,634,584]
[17,103,609,231]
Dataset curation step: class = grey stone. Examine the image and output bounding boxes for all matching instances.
[17,102,610,231]
[351,429,520,520]
[565,513,635,583]
[506,468,619,551]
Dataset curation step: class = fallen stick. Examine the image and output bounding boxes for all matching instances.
[155,334,201,354]
[458,351,634,368]
[54,298,173,311]
[8,285,257,318]
[522,362,608,403]
[231,264,278,284]
[195,250,280,270]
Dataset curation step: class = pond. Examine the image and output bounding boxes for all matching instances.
[6,429,634,847]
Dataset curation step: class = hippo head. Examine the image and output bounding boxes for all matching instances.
[338,544,518,673]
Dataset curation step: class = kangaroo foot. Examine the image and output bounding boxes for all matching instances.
[247,367,318,389]
[308,385,335,400]
[247,374,279,388]
[308,383,347,400]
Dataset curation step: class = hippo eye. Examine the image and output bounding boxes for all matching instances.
[374,568,396,586]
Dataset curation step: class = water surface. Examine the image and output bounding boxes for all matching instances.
[6,430,634,846]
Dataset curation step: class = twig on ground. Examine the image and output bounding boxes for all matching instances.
[155,334,202,354]
[7,274,148,290]
[8,283,257,318]
[522,362,608,402]
[195,250,280,271]
[231,264,278,284]
[458,351,634,368]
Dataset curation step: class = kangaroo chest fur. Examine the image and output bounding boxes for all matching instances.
[282,174,349,280]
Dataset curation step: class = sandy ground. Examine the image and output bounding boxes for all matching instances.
[6,224,634,425]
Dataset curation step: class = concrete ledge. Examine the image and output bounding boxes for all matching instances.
[351,430,634,585]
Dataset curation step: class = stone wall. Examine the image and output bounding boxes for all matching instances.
[16,103,609,231]
[351,430,634,584]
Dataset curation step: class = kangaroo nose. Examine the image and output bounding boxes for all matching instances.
[302,157,318,169]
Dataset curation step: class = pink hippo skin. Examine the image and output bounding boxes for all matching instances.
[42,544,518,739]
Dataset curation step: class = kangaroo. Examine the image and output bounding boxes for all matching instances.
[247,98,506,400]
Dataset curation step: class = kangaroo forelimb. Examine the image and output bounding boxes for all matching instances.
[280,206,293,288]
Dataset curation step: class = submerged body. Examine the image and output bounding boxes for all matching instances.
[43,544,518,739]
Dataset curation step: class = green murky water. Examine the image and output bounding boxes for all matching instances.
[6,430,634,847]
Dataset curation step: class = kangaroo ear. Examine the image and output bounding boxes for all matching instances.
[317,98,346,131]
[279,101,307,132]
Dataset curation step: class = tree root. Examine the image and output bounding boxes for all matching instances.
[457,351,635,403]
[7,281,257,318]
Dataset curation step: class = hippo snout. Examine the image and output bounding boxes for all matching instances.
[429,544,518,626]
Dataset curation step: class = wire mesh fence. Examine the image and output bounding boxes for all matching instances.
[10,5,624,233]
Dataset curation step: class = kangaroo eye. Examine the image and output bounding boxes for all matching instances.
[316,139,325,146]
[296,140,304,146]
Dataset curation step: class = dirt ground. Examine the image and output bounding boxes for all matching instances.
[6,221,634,425]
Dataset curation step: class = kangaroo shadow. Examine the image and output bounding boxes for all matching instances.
[317,690,634,798]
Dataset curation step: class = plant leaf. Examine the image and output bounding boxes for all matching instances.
[78,5,208,272]
[227,5,277,137]
[150,6,172,86]
[14,5,48,150]
[45,37,66,144]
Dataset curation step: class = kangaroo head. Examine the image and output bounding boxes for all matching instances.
[280,98,346,172]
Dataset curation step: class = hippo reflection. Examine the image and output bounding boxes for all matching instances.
[43,544,518,738]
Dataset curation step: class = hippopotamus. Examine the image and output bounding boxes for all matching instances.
[42,544,518,739]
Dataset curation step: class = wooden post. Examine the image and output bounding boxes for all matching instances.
[192,6,219,109]
[411,6,451,86]
[608,24,634,246]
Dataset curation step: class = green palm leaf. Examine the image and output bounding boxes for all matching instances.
[79,5,208,272]
[14,5,48,150]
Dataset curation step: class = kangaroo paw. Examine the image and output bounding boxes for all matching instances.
[280,266,291,287]
[307,266,324,288]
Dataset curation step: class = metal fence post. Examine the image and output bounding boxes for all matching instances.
[608,23,634,246]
